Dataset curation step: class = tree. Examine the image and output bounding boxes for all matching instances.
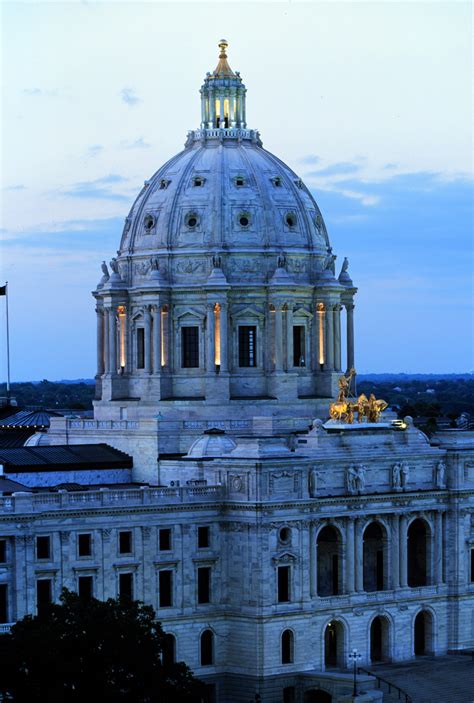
[0,589,205,702]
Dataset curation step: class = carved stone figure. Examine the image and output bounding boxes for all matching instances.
[435,461,446,488]
[392,463,402,490]
[150,257,160,271]
[212,254,222,269]
[308,467,320,497]
[323,248,337,274]
[101,261,109,278]
[400,462,410,489]
[340,257,349,275]
[315,213,324,234]
[109,257,120,275]
[347,464,366,494]
[277,253,286,269]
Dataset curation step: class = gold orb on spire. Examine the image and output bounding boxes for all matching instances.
[218,39,229,58]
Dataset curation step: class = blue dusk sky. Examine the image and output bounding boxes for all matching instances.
[1,0,473,380]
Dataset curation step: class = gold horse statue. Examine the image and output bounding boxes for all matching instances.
[329,371,387,424]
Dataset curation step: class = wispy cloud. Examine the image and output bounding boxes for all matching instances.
[121,137,151,149]
[3,184,26,191]
[23,88,59,98]
[61,174,128,201]
[300,154,321,165]
[308,161,363,178]
[120,88,141,106]
[87,144,103,157]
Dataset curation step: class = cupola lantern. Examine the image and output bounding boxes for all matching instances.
[200,40,247,129]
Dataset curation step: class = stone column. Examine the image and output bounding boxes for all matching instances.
[434,511,443,585]
[96,307,105,375]
[144,306,152,374]
[345,518,355,594]
[325,304,334,370]
[209,89,215,127]
[103,309,110,373]
[229,90,236,126]
[275,305,283,371]
[206,303,215,372]
[286,304,294,370]
[152,306,161,374]
[333,304,342,371]
[220,302,228,372]
[242,90,246,126]
[346,302,355,371]
[391,514,400,590]
[399,514,408,588]
[219,96,225,126]
[310,522,318,598]
[355,518,364,592]
[108,307,117,374]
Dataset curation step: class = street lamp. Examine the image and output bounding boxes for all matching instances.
[348,648,362,698]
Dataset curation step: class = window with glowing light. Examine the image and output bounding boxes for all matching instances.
[238,326,257,367]
[317,303,325,365]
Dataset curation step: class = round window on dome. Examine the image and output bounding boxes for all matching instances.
[285,213,296,228]
[239,214,250,228]
[185,213,199,229]
[144,214,155,232]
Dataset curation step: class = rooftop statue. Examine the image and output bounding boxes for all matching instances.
[329,370,387,424]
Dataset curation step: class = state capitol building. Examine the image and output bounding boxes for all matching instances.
[0,41,473,703]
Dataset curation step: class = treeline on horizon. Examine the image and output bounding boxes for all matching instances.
[1,376,473,422]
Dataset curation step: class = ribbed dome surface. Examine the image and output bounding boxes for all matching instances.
[116,132,331,287]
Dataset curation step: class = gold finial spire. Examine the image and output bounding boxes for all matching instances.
[213,38,235,77]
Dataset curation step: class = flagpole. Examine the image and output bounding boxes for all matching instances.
[5,282,11,400]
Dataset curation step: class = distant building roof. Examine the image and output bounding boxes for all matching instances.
[0,408,63,429]
[0,475,32,494]
[0,444,133,472]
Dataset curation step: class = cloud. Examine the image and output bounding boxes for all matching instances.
[87,144,103,157]
[121,137,151,149]
[308,161,363,178]
[61,174,128,201]
[300,154,321,165]
[120,88,141,106]
[2,184,26,191]
[22,88,59,98]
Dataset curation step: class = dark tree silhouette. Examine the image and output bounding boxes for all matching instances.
[0,589,205,702]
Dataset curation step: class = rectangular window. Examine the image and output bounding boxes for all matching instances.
[119,572,133,600]
[36,579,52,614]
[238,325,257,367]
[159,529,172,551]
[293,325,305,367]
[159,570,173,607]
[77,533,92,558]
[36,536,51,560]
[78,575,93,600]
[0,539,6,563]
[0,584,7,623]
[197,567,211,604]
[182,326,199,368]
[119,530,132,554]
[137,328,145,369]
[277,565,290,602]
[198,526,210,549]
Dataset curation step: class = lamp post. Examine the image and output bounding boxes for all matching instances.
[348,648,362,699]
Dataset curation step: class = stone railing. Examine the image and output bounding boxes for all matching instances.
[0,623,13,634]
[0,485,223,513]
[192,127,256,141]
[67,419,139,431]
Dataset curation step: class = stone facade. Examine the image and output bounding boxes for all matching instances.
[1,42,473,703]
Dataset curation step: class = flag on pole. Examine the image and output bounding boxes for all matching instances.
[0,284,6,296]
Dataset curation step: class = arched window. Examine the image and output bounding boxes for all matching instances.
[200,629,214,666]
[324,620,344,669]
[281,629,294,664]
[414,610,434,656]
[317,525,342,596]
[370,616,390,662]
[363,521,387,592]
[408,518,430,587]
[162,633,176,666]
